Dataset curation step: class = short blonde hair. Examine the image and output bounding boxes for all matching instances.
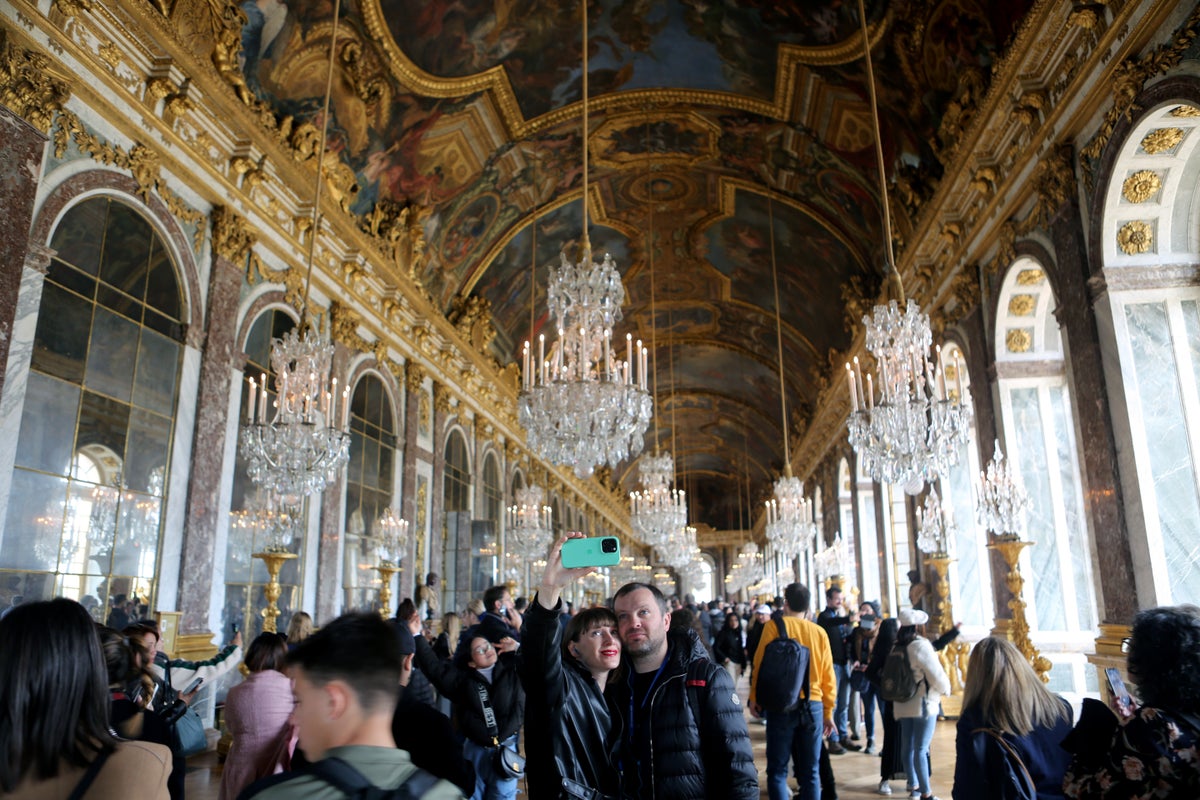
[286,611,313,643]
[962,637,1067,736]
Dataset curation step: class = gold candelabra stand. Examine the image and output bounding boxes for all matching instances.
[988,535,1052,683]
[926,554,970,717]
[375,562,399,619]
[253,550,298,633]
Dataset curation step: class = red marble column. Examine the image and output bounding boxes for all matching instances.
[399,362,424,600]
[178,248,246,634]
[0,108,47,400]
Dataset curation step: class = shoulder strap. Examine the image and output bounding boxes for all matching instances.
[473,681,501,744]
[972,728,1036,796]
[67,748,113,800]
[307,757,441,800]
[772,612,789,641]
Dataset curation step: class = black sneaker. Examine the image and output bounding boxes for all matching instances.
[844,741,864,752]
[827,740,847,755]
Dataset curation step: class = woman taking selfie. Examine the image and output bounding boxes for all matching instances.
[521,533,622,800]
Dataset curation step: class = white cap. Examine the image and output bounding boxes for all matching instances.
[898,609,929,627]
[755,604,772,615]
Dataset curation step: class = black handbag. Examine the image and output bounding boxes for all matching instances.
[474,682,526,780]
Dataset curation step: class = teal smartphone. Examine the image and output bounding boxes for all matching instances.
[560,536,622,568]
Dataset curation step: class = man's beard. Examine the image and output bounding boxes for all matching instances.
[624,629,665,660]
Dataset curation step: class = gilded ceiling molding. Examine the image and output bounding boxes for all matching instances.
[246,251,310,314]
[0,29,72,134]
[52,109,206,252]
[1140,127,1184,154]
[1121,169,1161,203]
[357,0,888,138]
[360,198,432,292]
[52,0,93,18]
[210,205,256,264]
[1080,3,1200,169]
[448,294,498,361]
[330,301,372,354]
[433,382,454,416]
[1117,220,1153,254]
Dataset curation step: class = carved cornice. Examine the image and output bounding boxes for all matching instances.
[433,382,454,416]
[210,205,255,264]
[0,29,72,133]
[330,301,372,354]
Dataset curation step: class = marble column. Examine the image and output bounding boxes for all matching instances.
[315,340,352,623]
[401,362,426,597]
[178,214,249,635]
[429,383,451,587]
[1047,197,1137,628]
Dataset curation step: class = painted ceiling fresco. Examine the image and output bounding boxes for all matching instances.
[234,0,1036,529]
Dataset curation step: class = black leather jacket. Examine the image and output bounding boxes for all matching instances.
[520,597,621,800]
[413,633,524,746]
[607,628,758,800]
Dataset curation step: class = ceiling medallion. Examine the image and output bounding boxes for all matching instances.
[1117,220,1153,255]
[1140,127,1184,155]
[1169,105,1200,118]
[1121,170,1162,203]
[1016,268,1046,286]
[1005,328,1033,354]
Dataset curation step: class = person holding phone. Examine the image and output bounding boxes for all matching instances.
[477,585,523,645]
[952,637,1073,800]
[520,532,622,800]
[1063,604,1200,798]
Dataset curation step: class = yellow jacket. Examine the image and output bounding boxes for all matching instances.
[749,614,837,723]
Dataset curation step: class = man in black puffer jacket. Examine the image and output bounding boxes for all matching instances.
[609,582,758,800]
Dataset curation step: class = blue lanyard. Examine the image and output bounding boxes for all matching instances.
[626,649,670,776]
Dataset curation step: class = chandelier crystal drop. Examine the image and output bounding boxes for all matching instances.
[239,326,351,498]
[630,452,688,547]
[229,489,303,552]
[977,440,1030,539]
[726,541,764,592]
[915,488,956,556]
[373,508,409,567]
[765,472,816,560]
[505,484,554,559]
[846,300,973,493]
[814,536,850,581]
[656,522,697,571]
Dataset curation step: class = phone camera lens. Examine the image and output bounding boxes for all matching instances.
[602,538,617,553]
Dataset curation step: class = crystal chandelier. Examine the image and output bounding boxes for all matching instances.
[656,521,697,571]
[726,540,764,593]
[374,507,409,567]
[229,489,303,552]
[505,483,553,559]
[844,0,972,494]
[916,488,956,556]
[815,536,850,582]
[977,440,1029,540]
[237,9,350,501]
[631,452,688,547]
[518,2,652,479]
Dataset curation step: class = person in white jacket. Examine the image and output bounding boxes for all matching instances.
[892,609,951,800]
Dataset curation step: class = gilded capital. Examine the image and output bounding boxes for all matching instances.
[330,301,366,351]
[433,383,454,415]
[0,33,72,133]
[211,206,256,264]
[404,361,426,394]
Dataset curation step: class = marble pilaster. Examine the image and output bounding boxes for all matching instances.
[429,384,449,591]
[401,363,427,602]
[178,254,243,634]
[315,340,352,624]
[1047,197,1138,626]
[0,108,46,403]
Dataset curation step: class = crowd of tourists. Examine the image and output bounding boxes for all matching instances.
[1,537,1197,799]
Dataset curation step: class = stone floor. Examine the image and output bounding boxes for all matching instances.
[185,673,958,799]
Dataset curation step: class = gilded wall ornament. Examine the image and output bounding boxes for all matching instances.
[1121,170,1162,203]
[404,361,426,395]
[1141,128,1184,154]
[1,34,72,133]
[211,205,256,263]
[448,294,497,355]
[417,392,431,436]
[1008,294,1036,317]
[330,302,369,352]
[1016,269,1046,286]
[1005,328,1033,353]
[1169,105,1200,117]
[1117,220,1153,254]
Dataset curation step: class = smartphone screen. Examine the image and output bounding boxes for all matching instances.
[1105,667,1135,717]
[561,536,622,568]
[183,677,204,695]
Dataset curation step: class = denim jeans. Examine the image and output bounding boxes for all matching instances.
[463,735,518,800]
[860,683,880,741]
[831,662,852,741]
[766,701,823,800]
[898,713,938,796]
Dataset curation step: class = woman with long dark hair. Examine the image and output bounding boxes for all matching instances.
[713,611,749,685]
[0,598,171,798]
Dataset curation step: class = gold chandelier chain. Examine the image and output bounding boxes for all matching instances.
[768,194,791,474]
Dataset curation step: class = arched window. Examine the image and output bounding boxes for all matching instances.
[995,258,1096,635]
[442,429,471,612]
[837,459,856,588]
[4,197,184,620]
[935,342,993,631]
[854,457,882,611]
[342,373,397,612]
[474,453,501,595]
[1098,99,1200,606]
[224,308,303,637]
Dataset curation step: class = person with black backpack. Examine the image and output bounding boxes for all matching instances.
[749,582,837,800]
[239,612,462,800]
